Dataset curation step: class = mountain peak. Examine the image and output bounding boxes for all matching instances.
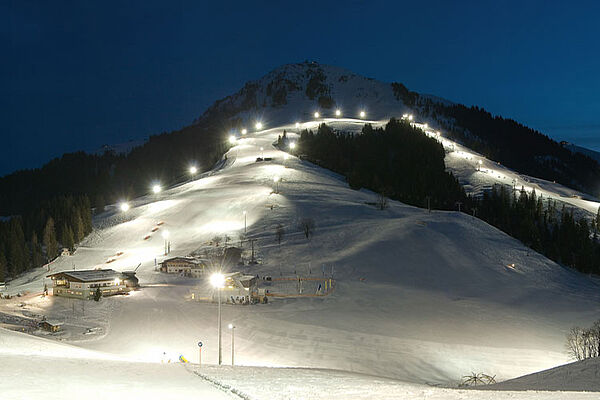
[196,61,422,126]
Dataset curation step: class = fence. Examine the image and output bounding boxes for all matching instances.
[264,277,335,298]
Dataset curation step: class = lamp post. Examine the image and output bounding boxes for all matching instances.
[210,273,225,365]
[228,323,235,366]
[162,230,170,255]
[273,176,280,194]
[189,166,197,180]
[243,210,247,233]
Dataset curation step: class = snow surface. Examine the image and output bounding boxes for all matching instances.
[483,357,600,392]
[2,117,600,398]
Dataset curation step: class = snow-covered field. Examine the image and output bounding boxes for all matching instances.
[1,117,600,398]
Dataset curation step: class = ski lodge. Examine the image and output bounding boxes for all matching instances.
[47,269,134,300]
[160,256,207,277]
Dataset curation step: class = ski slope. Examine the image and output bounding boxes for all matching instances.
[2,117,600,397]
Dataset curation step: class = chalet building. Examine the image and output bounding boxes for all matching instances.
[160,257,207,278]
[39,320,63,332]
[47,269,129,300]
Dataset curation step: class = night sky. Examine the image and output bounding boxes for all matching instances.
[3,0,600,176]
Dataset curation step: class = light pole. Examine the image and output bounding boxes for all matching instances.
[228,323,235,366]
[210,273,225,365]
[243,210,247,233]
[189,166,197,180]
[273,176,280,194]
[260,147,264,159]
[162,230,170,255]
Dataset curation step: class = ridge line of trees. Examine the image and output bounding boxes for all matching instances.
[0,195,92,282]
[296,121,600,276]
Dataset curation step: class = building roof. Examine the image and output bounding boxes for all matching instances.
[47,269,122,283]
[40,320,63,326]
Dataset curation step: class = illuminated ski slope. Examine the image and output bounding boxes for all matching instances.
[2,117,600,398]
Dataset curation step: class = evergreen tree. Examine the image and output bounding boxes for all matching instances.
[43,217,58,261]
[94,287,102,301]
[0,252,6,281]
[72,210,84,243]
[60,224,75,252]
[31,232,44,269]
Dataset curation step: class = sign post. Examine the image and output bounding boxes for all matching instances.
[198,341,203,366]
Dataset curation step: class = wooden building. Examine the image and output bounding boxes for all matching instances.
[47,269,129,300]
[160,257,207,278]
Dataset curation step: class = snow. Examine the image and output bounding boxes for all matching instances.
[2,115,600,397]
[189,365,600,400]
[482,357,600,392]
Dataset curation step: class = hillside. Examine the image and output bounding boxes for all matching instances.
[2,119,599,398]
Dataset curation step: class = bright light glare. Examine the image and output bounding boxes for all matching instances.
[210,273,225,288]
[284,154,289,160]
[228,323,234,329]
[408,115,414,121]
[162,229,170,239]
[314,112,320,118]
[295,122,300,128]
[289,142,296,149]
[229,135,237,144]
[359,111,366,118]
[120,202,130,212]
[243,210,246,215]
[273,176,280,182]
[255,122,263,130]
[335,109,341,117]
[241,128,247,135]
[189,166,197,174]
[152,185,161,194]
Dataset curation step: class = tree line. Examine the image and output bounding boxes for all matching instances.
[0,195,92,282]
[477,185,600,275]
[295,119,467,210]
[0,118,234,217]
[296,120,600,277]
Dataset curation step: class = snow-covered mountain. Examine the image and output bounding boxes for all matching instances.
[196,61,423,126]
[2,62,600,398]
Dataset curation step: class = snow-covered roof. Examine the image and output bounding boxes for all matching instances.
[47,269,122,283]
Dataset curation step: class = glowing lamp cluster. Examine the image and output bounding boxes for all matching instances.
[359,110,366,118]
[335,109,341,117]
[210,273,225,289]
[314,112,320,118]
[255,122,263,130]
[119,202,130,212]
[152,185,162,194]
[189,166,198,175]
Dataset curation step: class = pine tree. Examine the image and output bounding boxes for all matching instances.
[72,210,84,243]
[31,232,43,268]
[60,224,75,252]
[43,217,58,261]
[0,252,6,281]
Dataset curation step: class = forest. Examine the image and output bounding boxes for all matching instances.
[296,121,600,276]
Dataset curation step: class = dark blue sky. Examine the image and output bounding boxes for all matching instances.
[3,0,600,176]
